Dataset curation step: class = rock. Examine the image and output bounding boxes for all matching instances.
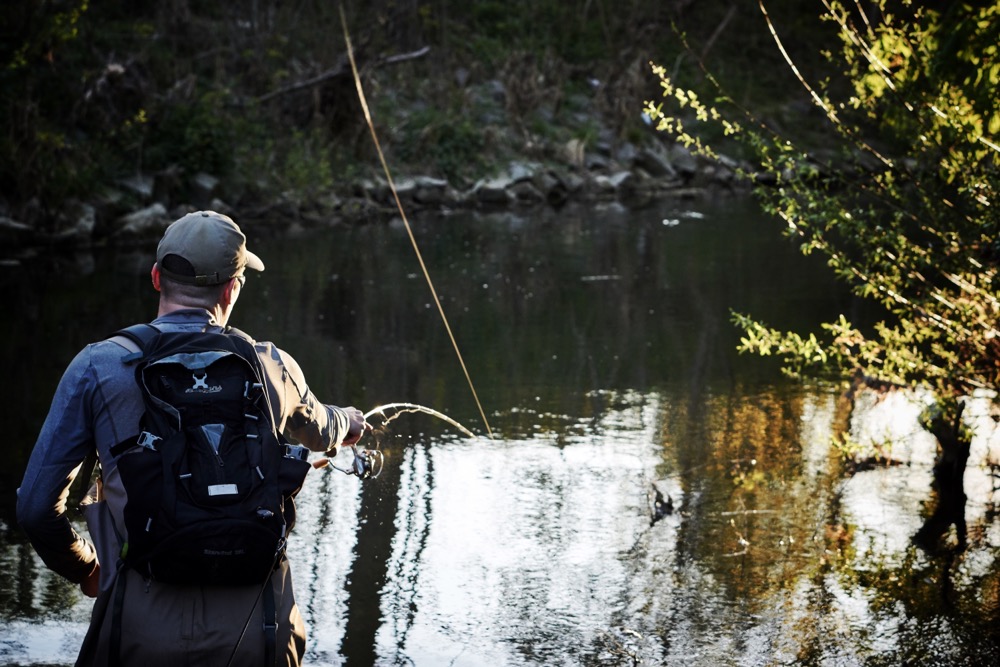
[70,203,97,239]
[592,174,616,195]
[472,177,514,205]
[532,171,567,204]
[705,164,735,186]
[485,79,506,104]
[411,176,449,205]
[357,177,390,203]
[752,171,778,186]
[669,144,698,180]
[558,171,586,193]
[116,203,170,237]
[191,172,220,207]
[392,177,420,201]
[118,174,155,200]
[507,161,537,183]
[509,180,544,204]
[208,198,234,215]
[0,215,36,245]
[716,154,740,171]
[610,171,634,188]
[591,171,634,196]
[153,166,183,204]
[561,139,586,168]
[634,147,676,178]
[584,152,610,172]
[614,142,639,165]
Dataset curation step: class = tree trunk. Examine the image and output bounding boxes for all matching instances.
[913,401,970,553]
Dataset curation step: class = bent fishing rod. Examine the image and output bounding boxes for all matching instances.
[312,402,479,480]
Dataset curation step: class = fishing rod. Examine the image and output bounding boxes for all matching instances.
[338,5,494,440]
[312,402,479,480]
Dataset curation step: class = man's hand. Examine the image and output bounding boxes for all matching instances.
[80,564,100,598]
[341,406,371,446]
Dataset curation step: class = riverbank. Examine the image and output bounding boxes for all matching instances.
[3,2,844,249]
[0,123,765,249]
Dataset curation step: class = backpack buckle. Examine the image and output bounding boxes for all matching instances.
[283,444,309,461]
[136,431,161,451]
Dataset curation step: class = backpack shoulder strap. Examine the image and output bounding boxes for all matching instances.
[107,323,160,363]
[223,325,256,345]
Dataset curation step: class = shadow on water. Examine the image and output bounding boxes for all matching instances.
[1,196,998,665]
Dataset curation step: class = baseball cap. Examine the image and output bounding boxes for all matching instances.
[156,211,265,286]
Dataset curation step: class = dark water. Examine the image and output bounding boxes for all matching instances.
[1,196,998,665]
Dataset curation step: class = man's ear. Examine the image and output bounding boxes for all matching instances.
[220,276,239,306]
[151,264,161,292]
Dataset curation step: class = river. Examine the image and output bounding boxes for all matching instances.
[1,195,998,665]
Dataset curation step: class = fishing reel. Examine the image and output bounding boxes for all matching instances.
[316,443,383,480]
[345,444,384,479]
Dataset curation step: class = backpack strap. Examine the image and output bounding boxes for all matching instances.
[108,323,161,363]
[74,326,159,506]
[263,582,277,667]
[223,325,256,345]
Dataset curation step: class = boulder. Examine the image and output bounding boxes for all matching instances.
[509,180,545,204]
[190,172,220,207]
[118,174,155,200]
[472,177,515,205]
[669,144,699,180]
[411,176,449,205]
[634,147,676,178]
[116,203,170,237]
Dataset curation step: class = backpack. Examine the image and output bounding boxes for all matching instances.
[109,324,312,586]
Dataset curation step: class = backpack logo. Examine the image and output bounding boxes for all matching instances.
[186,371,221,394]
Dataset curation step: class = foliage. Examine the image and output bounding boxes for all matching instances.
[646,1,1000,410]
[246,128,338,208]
[1,0,834,227]
[393,106,487,182]
[145,92,241,176]
[0,1,96,217]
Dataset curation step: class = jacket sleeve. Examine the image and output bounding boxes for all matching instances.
[260,343,352,452]
[16,347,100,584]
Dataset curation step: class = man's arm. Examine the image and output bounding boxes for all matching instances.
[16,348,100,586]
[267,345,368,452]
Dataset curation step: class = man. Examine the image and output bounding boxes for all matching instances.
[16,210,367,666]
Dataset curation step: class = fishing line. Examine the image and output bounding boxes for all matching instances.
[364,402,477,439]
[339,5,494,440]
[314,402,478,479]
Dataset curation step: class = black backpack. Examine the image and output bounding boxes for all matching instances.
[109,324,312,585]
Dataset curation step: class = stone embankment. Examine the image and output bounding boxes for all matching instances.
[0,139,764,248]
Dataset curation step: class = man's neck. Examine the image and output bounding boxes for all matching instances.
[158,299,228,325]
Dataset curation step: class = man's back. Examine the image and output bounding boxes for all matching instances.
[17,211,367,666]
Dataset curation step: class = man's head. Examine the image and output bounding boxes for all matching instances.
[153,211,264,320]
[156,210,264,286]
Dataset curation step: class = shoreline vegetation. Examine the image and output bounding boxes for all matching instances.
[1,1,837,249]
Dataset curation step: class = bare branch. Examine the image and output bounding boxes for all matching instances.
[257,46,431,104]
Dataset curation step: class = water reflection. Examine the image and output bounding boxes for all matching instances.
[1,197,998,665]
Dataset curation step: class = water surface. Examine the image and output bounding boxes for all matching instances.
[1,196,997,665]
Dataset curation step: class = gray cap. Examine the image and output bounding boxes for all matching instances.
[156,211,264,286]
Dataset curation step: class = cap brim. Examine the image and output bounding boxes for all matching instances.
[245,249,265,273]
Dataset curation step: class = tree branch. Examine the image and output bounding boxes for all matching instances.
[257,46,430,104]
